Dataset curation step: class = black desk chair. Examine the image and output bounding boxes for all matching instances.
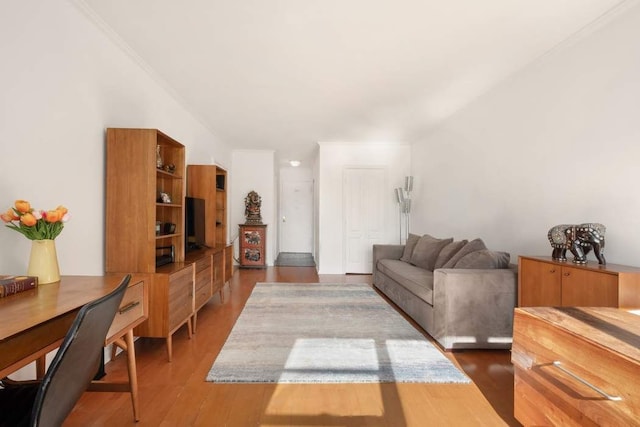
[0,274,131,427]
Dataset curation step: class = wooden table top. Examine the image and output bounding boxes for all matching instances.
[0,275,126,342]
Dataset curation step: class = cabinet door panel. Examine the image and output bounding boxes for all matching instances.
[561,267,618,306]
[520,258,561,306]
[212,251,224,293]
[194,266,212,309]
[168,267,194,330]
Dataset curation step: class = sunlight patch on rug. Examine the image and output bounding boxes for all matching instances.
[206,283,470,384]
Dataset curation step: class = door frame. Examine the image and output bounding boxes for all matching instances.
[278,178,315,256]
[342,166,387,274]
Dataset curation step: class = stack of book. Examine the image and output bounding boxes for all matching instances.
[0,275,38,298]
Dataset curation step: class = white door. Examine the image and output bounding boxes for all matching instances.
[344,168,385,273]
[280,180,314,253]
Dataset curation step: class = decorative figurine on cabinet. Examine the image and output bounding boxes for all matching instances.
[244,190,263,224]
[547,223,606,265]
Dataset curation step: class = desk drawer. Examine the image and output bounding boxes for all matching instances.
[107,280,145,342]
[194,255,211,274]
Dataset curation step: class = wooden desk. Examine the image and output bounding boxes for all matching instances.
[0,275,148,421]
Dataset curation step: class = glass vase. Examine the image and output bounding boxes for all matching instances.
[27,239,61,284]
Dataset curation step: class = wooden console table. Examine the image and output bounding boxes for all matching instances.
[0,274,148,421]
[512,307,640,425]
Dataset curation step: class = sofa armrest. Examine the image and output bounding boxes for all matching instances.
[431,267,518,350]
[372,244,404,284]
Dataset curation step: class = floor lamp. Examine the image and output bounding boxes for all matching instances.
[395,176,413,244]
[395,188,405,244]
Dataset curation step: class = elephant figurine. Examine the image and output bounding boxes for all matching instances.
[547,223,606,265]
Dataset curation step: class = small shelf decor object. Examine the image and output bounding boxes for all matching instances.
[156,144,163,169]
[244,191,263,224]
[1,200,69,284]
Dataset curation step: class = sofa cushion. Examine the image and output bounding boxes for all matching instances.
[434,240,468,269]
[377,259,435,305]
[454,250,510,269]
[441,238,487,268]
[400,233,420,263]
[410,234,453,271]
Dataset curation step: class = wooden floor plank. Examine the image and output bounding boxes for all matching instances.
[63,267,520,426]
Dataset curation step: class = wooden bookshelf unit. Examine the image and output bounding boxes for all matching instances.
[186,164,232,331]
[106,130,234,360]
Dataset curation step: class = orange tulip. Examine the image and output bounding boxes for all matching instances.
[1,208,18,221]
[20,212,37,227]
[44,210,62,223]
[14,200,31,214]
[56,205,68,216]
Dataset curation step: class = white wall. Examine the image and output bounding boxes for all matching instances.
[410,3,640,266]
[317,142,411,274]
[0,0,233,380]
[231,150,276,265]
[0,1,231,276]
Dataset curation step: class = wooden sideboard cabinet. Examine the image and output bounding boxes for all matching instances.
[239,224,267,268]
[518,256,640,308]
[133,264,194,361]
[512,307,640,426]
[186,246,227,333]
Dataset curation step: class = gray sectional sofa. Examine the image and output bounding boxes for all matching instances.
[372,234,517,350]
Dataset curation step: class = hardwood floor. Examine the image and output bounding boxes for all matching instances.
[64,267,520,426]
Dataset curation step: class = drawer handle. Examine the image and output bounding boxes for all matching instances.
[118,301,140,314]
[552,361,622,401]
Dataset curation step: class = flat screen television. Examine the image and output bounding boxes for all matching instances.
[185,196,206,251]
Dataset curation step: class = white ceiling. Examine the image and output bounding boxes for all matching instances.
[80,0,625,167]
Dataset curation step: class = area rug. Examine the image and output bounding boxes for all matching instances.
[206,282,470,384]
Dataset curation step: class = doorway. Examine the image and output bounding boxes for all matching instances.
[343,167,386,274]
[278,179,314,265]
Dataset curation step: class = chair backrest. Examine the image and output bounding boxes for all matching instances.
[30,274,131,427]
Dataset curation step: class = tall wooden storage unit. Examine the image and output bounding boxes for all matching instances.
[105,128,193,361]
[186,164,232,331]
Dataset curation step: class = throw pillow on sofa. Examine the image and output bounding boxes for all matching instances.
[410,234,453,271]
[400,233,420,263]
[434,240,468,269]
[454,249,510,269]
[441,238,487,268]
